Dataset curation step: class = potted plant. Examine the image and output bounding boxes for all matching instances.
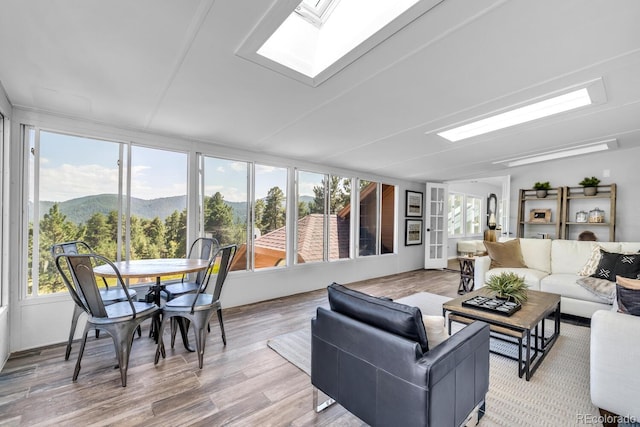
[485,272,528,304]
[533,181,551,198]
[579,176,600,196]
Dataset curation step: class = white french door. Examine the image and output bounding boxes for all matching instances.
[424,182,448,269]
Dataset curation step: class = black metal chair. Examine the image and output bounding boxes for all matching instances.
[51,241,139,360]
[161,237,219,301]
[155,244,237,369]
[55,253,159,387]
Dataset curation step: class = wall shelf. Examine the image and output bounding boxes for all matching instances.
[517,187,563,239]
[561,184,616,241]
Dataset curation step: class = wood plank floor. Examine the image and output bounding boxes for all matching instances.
[0,269,463,426]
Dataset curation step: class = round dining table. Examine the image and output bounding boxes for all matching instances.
[94,257,210,351]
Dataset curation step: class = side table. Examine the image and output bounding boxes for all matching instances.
[457,256,475,294]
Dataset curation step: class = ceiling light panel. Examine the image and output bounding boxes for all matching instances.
[438,88,592,142]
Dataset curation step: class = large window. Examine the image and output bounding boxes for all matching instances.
[201,155,250,271]
[358,179,395,256]
[448,192,482,238]
[296,170,326,263]
[295,172,352,263]
[25,129,189,296]
[254,164,288,269]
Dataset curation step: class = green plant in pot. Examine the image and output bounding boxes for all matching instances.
[485,272,528,304]
[579,176,600,196]
[533,181,551,198]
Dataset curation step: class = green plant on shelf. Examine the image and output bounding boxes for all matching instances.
[485,272,528,304]
[579,176,600,187]
[533,181,551,190]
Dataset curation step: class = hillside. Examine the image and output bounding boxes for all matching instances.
[39,194,187,224]
[36,193,309,224]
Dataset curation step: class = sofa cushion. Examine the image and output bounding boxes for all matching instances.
[576,277,616,303]
[551,240,602,275]
[519,238,552,273]
[540,274,612,304]
[616,276,640,316]
[327,283,430,352]
[485,239,527,269]
[486,268,547,291]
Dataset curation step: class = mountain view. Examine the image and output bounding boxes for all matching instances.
[36,193,312,225]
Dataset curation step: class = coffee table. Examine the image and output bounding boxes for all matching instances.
[443,287,561,381]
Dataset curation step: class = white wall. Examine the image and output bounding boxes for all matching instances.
[0,83,12,368]
[5,109,427,353]
[505,145,640,242]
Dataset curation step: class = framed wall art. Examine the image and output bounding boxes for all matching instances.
[405,219,423,246]
[529,208,552,223]
[405,190,423,217]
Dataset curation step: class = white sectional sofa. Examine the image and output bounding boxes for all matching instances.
[474,238,640,318]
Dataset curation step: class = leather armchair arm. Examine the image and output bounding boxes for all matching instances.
[590,309,640,420]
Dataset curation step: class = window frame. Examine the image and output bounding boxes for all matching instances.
[23,126,191,297]
[448,191,483,239]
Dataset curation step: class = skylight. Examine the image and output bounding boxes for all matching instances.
[437,88,593,142]
[236,0,442,86]
[294,0,341,28]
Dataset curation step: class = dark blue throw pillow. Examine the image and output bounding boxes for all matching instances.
[327,283,429,353]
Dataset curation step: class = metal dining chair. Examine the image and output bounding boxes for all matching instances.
[155,244,237,369]
[51,241,139,360]
[55,253,159,387]
[161,237,219,301]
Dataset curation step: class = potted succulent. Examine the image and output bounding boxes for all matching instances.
[533,181,551,198]
[579,176,600,196]
[485,272,528,304]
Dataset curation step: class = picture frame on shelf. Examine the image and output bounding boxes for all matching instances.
[529,208,552,223]
[405,190,423,217]
[405,219,423,246]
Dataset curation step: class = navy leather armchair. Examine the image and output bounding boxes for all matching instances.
[311,283,490,427]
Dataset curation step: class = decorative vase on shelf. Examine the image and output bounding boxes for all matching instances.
[488,213,497,230]
[576,210,588,223]
[584,187,597,196]
[536,190,548,198]
[588,207,605,223]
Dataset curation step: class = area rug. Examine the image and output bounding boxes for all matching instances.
[267,322,601,427]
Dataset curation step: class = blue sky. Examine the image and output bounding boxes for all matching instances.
[38,131,293,202]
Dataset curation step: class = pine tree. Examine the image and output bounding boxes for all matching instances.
[204,192,235,244]
[261,186,285,233]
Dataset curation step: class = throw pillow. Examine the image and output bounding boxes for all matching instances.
[422,315,449,348]
[576,277,616,303]
[578,244,602,276]
[484,239,527,269]
[614,253,640,279]
[591,250,621,281]
[616,276,640,316]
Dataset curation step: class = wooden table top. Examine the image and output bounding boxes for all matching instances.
[443,287,560,330]
[93,258,209,279]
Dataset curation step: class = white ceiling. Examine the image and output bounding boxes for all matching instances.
[1,0,639,182]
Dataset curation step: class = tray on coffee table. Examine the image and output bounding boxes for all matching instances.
[461,295,521,316]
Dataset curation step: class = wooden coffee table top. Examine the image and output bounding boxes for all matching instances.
[443,287,560,331]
